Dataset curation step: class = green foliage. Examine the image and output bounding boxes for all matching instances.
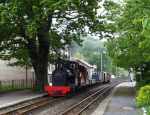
[0,0,99,64]
[104,0,150,113]
[0,84,31,93]
[106,37,144,69]
[73,36,114,72]
[145,107,150,115]
[0,0,103,90]
[136,85,150,109]
[105,0,150,76]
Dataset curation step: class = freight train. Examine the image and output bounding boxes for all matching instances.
[44,59,111,96]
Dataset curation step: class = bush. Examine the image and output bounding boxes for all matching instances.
[136,85,150,107]
[145,106,150,115]
[136,81,150,90]
[136,85,150,115]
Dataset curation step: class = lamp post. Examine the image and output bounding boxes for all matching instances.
[25,64,28,87]
[98,48,106,78]
[100,52,103,79]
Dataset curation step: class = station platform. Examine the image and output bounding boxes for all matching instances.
[0,90,46,109]
[92,82,142,115]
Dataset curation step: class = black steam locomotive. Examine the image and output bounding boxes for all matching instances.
[44,59,111,96]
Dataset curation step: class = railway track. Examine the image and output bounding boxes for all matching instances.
[0,82,121,115]
[0,96,62,115]
[0,84,104,115]
[61,82,118,115]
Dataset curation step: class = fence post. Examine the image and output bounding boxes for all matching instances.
[22,79,24,88]
[0,81,2,90]
[12,80,14,89]
[23,79,25,88]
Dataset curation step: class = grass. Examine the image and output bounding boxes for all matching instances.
[0,84,33,93]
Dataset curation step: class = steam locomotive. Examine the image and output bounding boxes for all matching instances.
[44,59,111,96]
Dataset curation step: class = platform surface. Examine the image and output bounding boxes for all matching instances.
[92,82,142,115]
[0,90,46,109]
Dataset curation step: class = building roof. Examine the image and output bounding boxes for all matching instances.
[71,58,96,69]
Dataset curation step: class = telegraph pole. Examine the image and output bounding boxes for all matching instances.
[98,48,103,78]
[101,52,103,73]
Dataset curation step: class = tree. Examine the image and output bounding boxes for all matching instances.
[74,36,113,72]
[105,0,150,80]
[0,0,100,91]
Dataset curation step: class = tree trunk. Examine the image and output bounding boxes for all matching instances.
[23,12,53,92]
[34,61,48,92]
[27,37,49,92]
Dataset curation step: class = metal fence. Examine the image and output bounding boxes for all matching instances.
[0,79,35,92]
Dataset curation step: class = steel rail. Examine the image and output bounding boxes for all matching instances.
[61,83,118,115]
[0,97,59,115]
[61,85,109,115]
[77,85,114,115]
[0,82,121,115]
[16,98,60,115]
[18,84,111,115]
